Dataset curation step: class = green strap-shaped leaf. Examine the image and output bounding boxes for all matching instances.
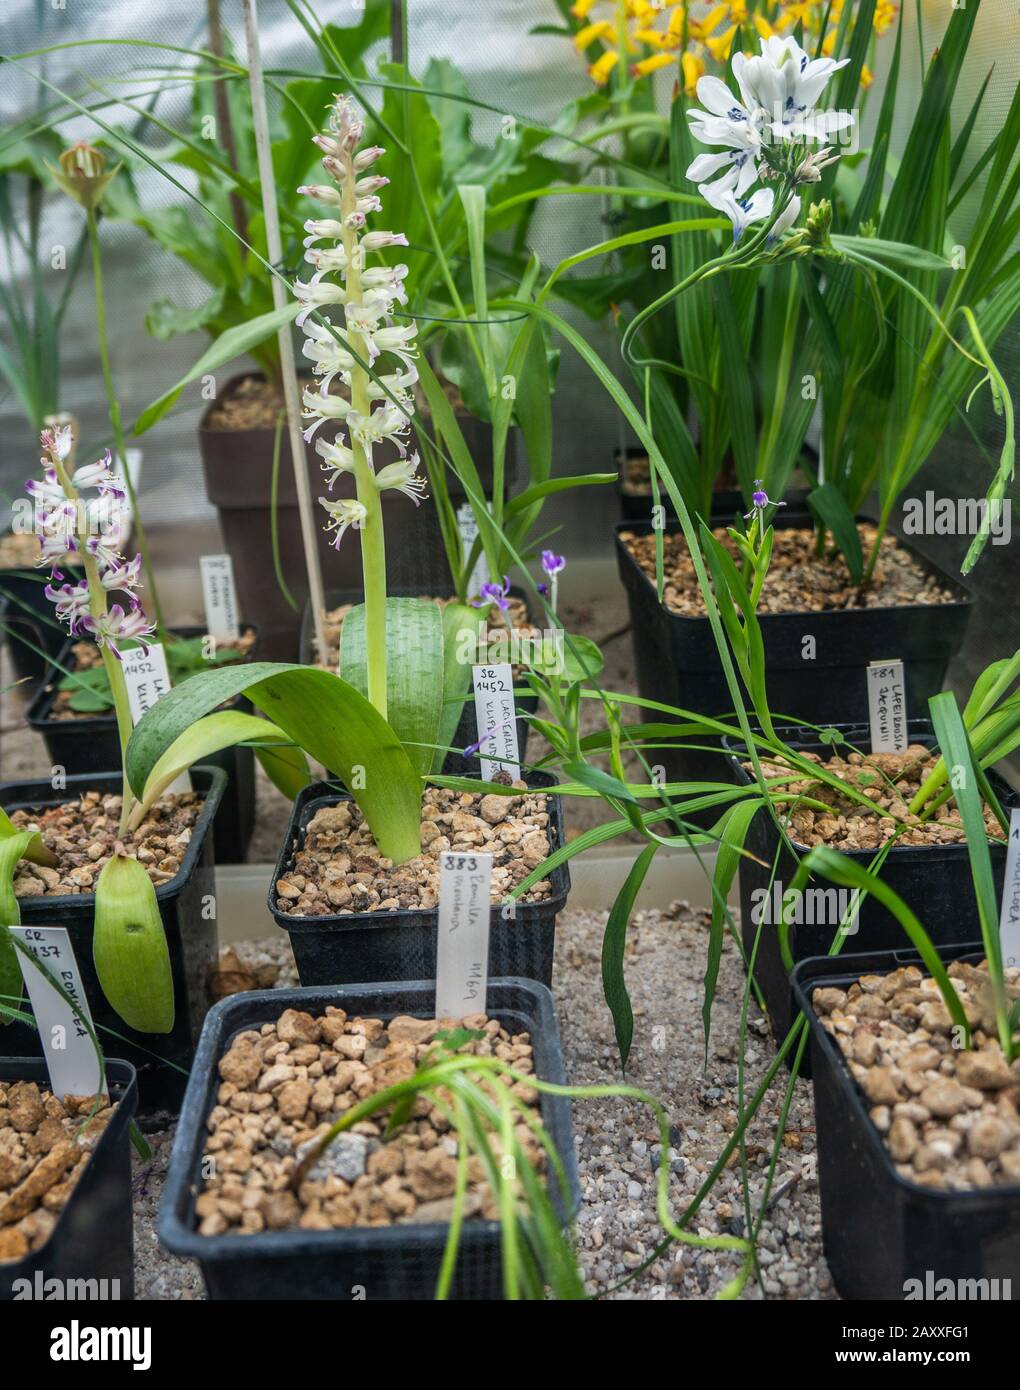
[125,662,421,864]
[437,602,478,773]
[94,853,174,1034]
[807,483,863,585]
[0,830,44,1024]
[339,598,444,780]
[602,844,657,1069]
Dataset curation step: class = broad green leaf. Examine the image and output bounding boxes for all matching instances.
[132,302,300,435]
[94,852,173,1034]
[340,598,444,779]
[437,602,478,772]
[0,832,39,1023]
[704,799,762,1061]
[126,662,421,864]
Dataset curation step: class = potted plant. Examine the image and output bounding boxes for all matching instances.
[791,714,1020,1298]
[0,423,242,1112]
[0,1057,138,1300]
[613,12,1016,788]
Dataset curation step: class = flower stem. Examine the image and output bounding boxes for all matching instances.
[86,208,165,634]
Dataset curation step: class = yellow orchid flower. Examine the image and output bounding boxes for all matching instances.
[706,24,738,61]
[570,0,599,18]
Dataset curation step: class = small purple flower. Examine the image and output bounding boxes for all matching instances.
[536,582,549,598]
[540,550,565,613]
[472,576,512,613]
[745,479,786,519]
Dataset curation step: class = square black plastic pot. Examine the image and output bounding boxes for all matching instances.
[158,977,579,1301]
[299,586,538,776]
[24,627,258,865]
[614,516,974,800]
[615,448,812,525]
[0,766,226,1116]
[270,771,570,988]
[0,1058,137,1302]
[792,945,1020,1300]
[725,721,1020,1064]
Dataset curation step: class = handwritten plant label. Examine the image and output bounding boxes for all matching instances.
[472,663,520,781]
[122,642,191,792]
[435,851,492,1018]
[10,927,104,1100]
[999,808,1020,969]
[867,660,908,753]
[456,503,488,599]
[200,553,240,643]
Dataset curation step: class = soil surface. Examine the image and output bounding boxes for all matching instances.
[46,630,257,721]
[814,957,1020,1191]
[197,1008,541,1236]
[0,532,44,569]
[0,1083,115,1262]
[747,744,1006,851]
[132,908,830,1300]
[316,594,537,671]
[274,784,554,916]
[622,523,958,616]
[205,376,286,432]
[8,790,202,897]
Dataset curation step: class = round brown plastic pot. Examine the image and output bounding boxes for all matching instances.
[24,627,259,864]
[198,374,517,661]
[792,945,1020,1301]
[269,771,570,989]
[0,767,226,1116]
[158,978,579,1300]
[0,1058,137,1302]
[725,721,1020,1068]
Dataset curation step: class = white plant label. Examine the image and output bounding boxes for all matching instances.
[122,642,191,792]
[998,807,1020,969]
[200,553,240,643]
[866,660,908,753]
[472,663,520,781]
[435,851,492,1019]
[456,503,488,598]
[10,926,104,1101]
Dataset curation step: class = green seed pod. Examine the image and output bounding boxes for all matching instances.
[94,851,174,1034]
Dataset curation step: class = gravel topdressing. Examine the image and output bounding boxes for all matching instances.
[132,907,831,1301]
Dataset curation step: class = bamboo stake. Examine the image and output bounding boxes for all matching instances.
[241,0,326,661]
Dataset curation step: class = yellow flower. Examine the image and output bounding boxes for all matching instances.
[752,12,775,39]
[570,0,599,17]
[589,49,620,84]
[859,64,873,88]
[706,24,738,61]
[574,19,613,48]
[632,51,677,77]
[681,50,706,94]
[874,1,898,35]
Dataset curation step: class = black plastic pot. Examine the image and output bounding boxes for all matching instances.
[0,1058,137,1301]
[0,1058,137,1302]
[199,374,513,661]
[792,944,1020,1300]
[24,627,258,864]
[299,586,538,775]
[726,722,1020,1060]
[158,977,579,1300]
[615,515,974,803]
[0,767,226,1115]
[614,446,813,524]
[0,565,73,689]
[270,771,570,988]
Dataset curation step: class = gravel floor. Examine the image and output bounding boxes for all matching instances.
[131,905,834,1302]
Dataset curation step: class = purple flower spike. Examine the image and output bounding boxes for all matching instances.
[472,576,512,613]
